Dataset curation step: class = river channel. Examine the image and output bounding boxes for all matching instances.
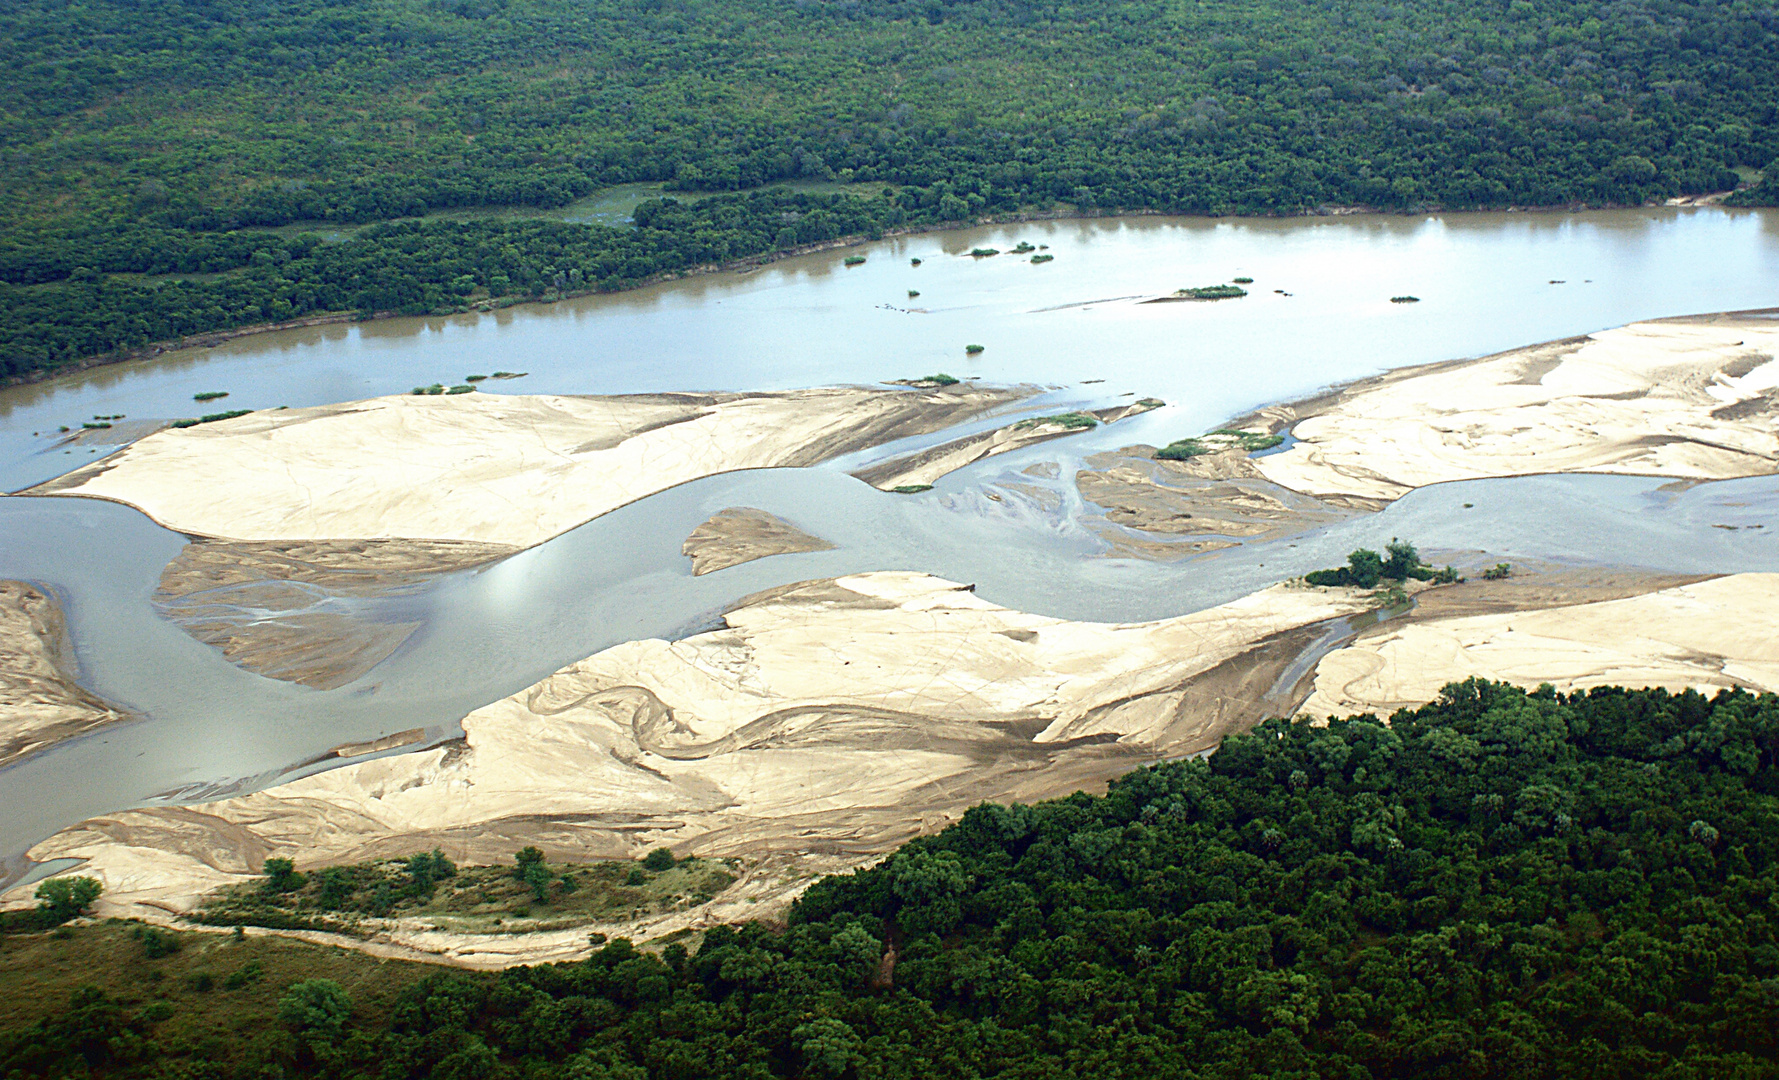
[2,206,1778,875]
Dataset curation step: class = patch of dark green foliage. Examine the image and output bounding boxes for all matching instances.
[1305,538,1460,588]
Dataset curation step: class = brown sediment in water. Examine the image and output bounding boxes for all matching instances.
[0,581,134,769]
[681,508,834,576]
[151,538,516,690]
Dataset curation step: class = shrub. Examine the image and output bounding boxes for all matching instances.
[35,876,102,922]
[192,391,229,402]
[964,344,985,354]
[279,979,352,1041]
[262,858,304,894]
[1175,284,1247,299]
[843,255,866,266]
[642,848,677,872]
[1483,562,1513,580]
[1233,276,1254,283]
[131,924,181,959]
[513,847,545,881]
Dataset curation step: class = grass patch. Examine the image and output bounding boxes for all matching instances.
[964,344,985,354]
[1232,276,1254,284]
[199,409,252,424]
[890,484,934,493]
[193,852,739,937]
[1155,429,1282,459]
[1391,295,1421,303]
[1030,254,1054,264]
[968,248,999,257]
[0,919,447,1076]
[1011,242,1036,253]
[192,391,229,402]
[445,385,476,395]
[844,255,866,266]
[1173,284,1248,300]
[1014,412,1098,431]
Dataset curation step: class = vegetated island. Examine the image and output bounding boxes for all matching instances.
[1144,284,1250,303]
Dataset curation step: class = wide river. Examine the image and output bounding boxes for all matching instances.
[2,207,1778,877]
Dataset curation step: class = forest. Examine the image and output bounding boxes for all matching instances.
[5,679,1779,1078]
[2,0,1777,373]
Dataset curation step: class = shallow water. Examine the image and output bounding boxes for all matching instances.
[2,205,1779,871]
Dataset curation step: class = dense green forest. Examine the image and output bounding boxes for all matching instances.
[6,679,1779,1078]
[1,0,1776,374]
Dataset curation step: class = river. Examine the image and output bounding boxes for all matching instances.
[1,206,1777,875]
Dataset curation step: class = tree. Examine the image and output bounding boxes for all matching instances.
[641,848,676,872]
[513,846,545,881]
[278,979,352,1041]
[1383,537,1420,580]
[262,858,304,893]
[34,877,102,922]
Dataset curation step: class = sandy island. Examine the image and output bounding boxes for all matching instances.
[29,385,1036,548]
[0,581,134,769]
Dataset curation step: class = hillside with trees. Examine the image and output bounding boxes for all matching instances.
[1,0,1776,374]
[6,680,1779,1078]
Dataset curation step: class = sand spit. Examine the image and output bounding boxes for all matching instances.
[30,385,1035,547]
[854,399,1163,491]
[7,571,1378,939]
[1301,572,1779,717]
[151,539,516,689]
[1243,315,1779,501]
[681,508,835,576]
[0,581,133,769]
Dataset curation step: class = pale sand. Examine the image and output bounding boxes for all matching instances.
[4,571,1377,944]
[1247,315,1779,501]
[681,508,834,576]
[31,386,1033,548]
[1300,573,1779,717]
[0,581,133,769]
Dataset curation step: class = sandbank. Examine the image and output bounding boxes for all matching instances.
[854,399,1162,491]
[681,508,834,576]
[29,385,1034,548]
[1245,314,1779,501]
[0,581,133,769]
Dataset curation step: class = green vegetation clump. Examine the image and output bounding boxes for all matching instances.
[968,248,999,257]
[80,421,111,430]
[198,409,252,423]
[412,384,445,395]
[1304,538,1460,588]
[907,372,957,386]
[843,255,866,266]
[1134,397,1166,408]
[463,374,487,382]
[1014,412,1098,431]
[963,344,985,354]
[1484,561,1514,580]
[490,371,524,379]
[1030,254,1054,264]
[909,258,922,267]
[10,683,1779,1077]
[1011,241,1035,253]
[906,288,920,297]
[192,391,229,402]
[1232,275,1254,283]
[1174,284,1249,300]
[445,384,475,394]
[1392,295,1422,303]
[889,484,934,493]
[170,419,199,428]
[1155,428,1282,459]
